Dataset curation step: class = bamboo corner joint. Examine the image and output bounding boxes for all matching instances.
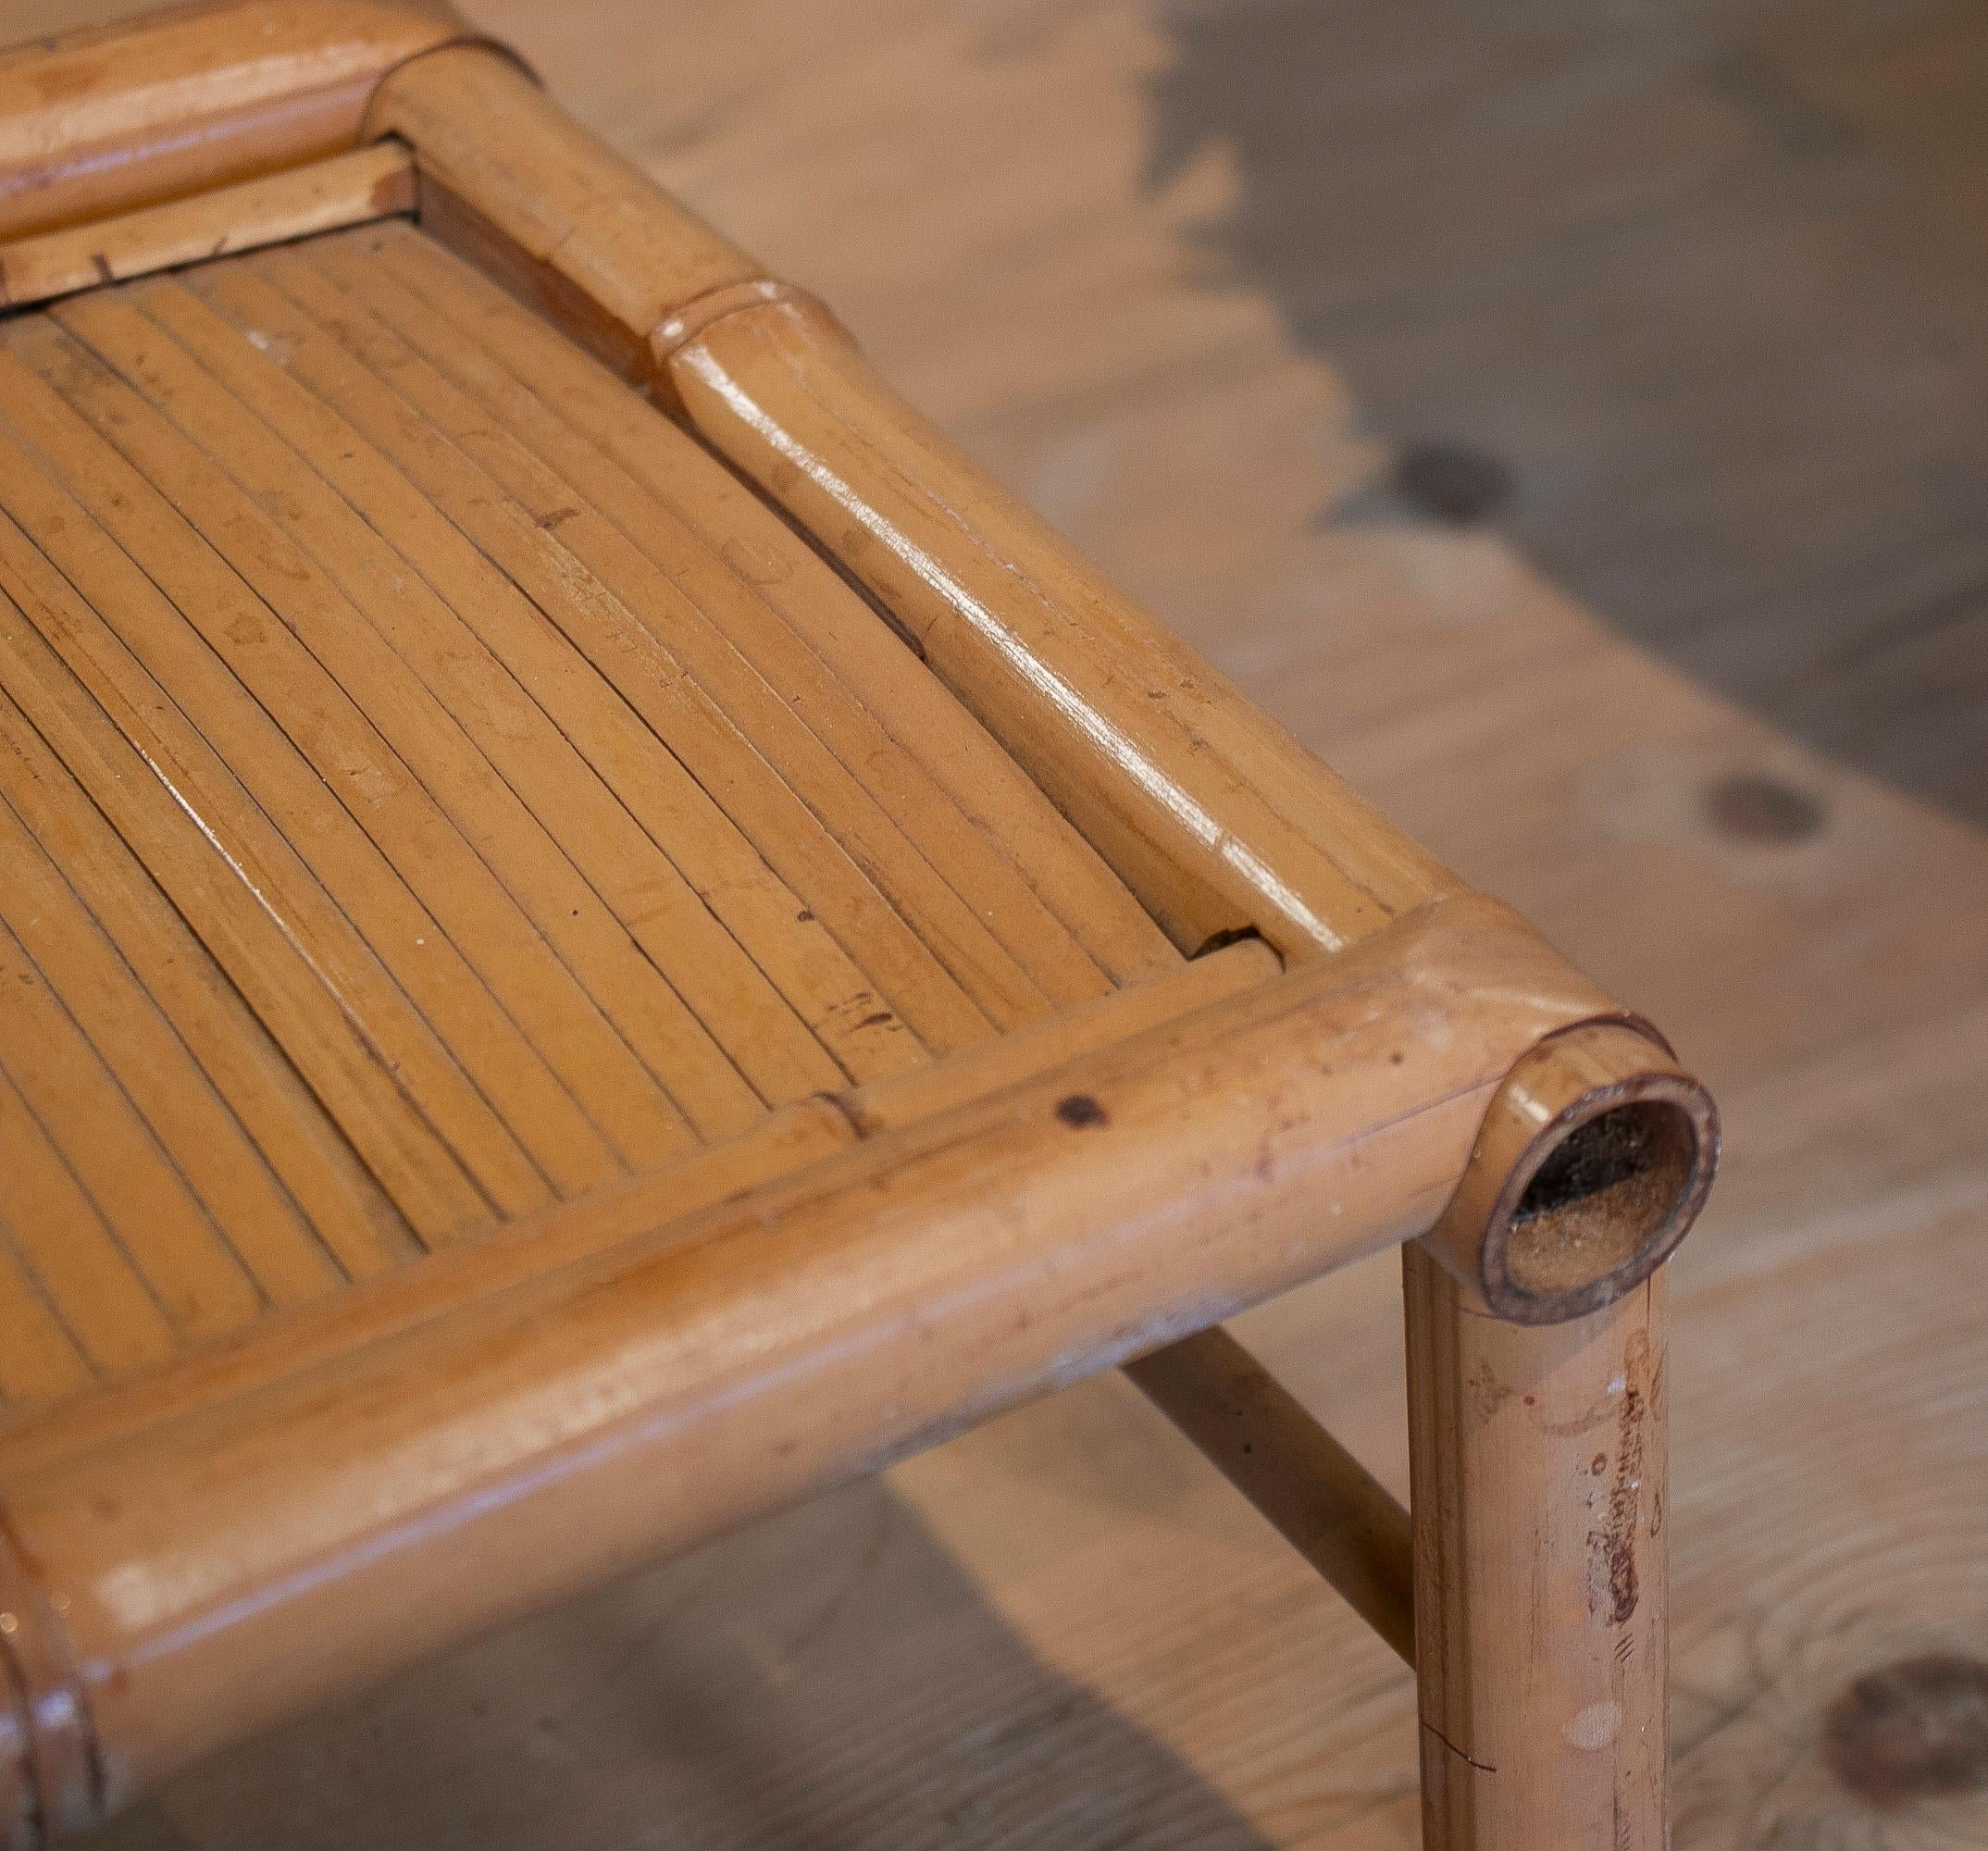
[0,6,1719,1848]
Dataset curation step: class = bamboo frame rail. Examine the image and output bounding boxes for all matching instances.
[0,10,1721,1848]
[0,896,1643,1821]
[0,1,499,240]
[0,144,415,309]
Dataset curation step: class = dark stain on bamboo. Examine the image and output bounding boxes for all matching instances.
[1588,1327,1648,1626]
[1053,1093,1109,1129]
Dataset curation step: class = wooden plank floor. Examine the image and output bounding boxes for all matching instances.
[16,0,1982,1845]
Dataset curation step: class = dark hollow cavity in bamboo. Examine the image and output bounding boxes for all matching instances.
[1423,1023,1718,1324]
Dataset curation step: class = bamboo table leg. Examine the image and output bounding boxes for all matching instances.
[1404,1246,1669,1849]
[1124,1326,1416,1664]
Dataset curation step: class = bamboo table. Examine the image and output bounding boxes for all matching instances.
[0,6,1717,1846]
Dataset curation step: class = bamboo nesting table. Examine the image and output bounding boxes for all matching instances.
[0,6,1719,1846]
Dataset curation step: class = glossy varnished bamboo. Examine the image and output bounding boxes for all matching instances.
[373,45,1464,961]
[0,1,491,239]
[360,56,1710,1851]
[0,207,1232,1400]
[367,41,1715,1307]
[1405,1250,1670,1848]
[0,937,1281,1484]
[0,7,1725,1845]
[13,5,1963,1849]
[0,897,1660,1823]
[0,143,414,309]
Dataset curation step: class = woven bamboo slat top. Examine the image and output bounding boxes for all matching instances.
[0,21,1729,1846]
[0,216,1184,1412]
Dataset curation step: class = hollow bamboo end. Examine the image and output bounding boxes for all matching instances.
[1426,1023,1718,1324]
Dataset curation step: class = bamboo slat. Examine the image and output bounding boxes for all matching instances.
[0,798,342,1314]
[192,252,1009,1059]
[0,1061,178,1385]
[367,218,1181,990]
[0,350,570,1219]
[0,652,416,1285]
[261,242,1066,1034]
[0,553,500,1248]
[17,316,651,1199]
[0,143,414,309]
[0,912,269,1339]
[45,286,714,1157]
[318,228,1134,1009]
[143,267,893,1110]
[0,1239,87,1410]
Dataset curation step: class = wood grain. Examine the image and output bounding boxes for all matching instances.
[1,1,1981,1846]
[1147,0,1988,839]
[53,4,1957,1848]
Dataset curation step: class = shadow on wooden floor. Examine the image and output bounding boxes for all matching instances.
[1147,0,1988,832]
[84,1476,1276,1851]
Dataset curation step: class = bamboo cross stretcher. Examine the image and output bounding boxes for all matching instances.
[0,6,1718,1845]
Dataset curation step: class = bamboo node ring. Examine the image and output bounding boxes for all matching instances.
[648,278,851,365]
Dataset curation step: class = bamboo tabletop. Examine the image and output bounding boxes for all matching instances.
[0,217,1193,1410]
[0,10,1733,1838]
[0,2,1982,1848]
